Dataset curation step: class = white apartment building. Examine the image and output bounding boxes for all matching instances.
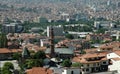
[107,50,120,73]
[94,21,116,29]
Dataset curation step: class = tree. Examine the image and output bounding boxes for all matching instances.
[12,53,21,60]
[24,59,34,69]
[33,59,43,67]
[2,70,12,74]
[3,62,14,70]
[0,33,8,48]
[33,51,46,59]
[0,68,1,74]
[96,28,107,34]
[62,59,72,67]
[80,50,86,54]
[2,62,14,74]
[65,34,74,39]
[24,59,43,69]
[72,62,82,68]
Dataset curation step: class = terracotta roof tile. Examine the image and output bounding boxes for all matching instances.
[112,57,120,61]
[72,52,108,64]
[26,67,53,74]
[0,48,22,54]
[113,50,120,56]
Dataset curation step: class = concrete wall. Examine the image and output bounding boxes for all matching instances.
[62,68,81,74]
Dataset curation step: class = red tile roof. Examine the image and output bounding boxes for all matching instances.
[0,48,22,54]
[112,57,120,61]
[26,67,53,74]
[72,52,108,64]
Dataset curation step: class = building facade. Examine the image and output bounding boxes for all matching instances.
[2,23,23,34]
[73,52,109,74]
[107,50,120,73]
[47,26,64,37]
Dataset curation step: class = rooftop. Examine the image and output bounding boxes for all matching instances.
[45,48,74,54]
[112,57,120,61]
[26,67,53,74]
[0,48,22,54]
[72,52,108,64]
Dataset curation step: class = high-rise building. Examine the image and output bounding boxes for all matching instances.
[2,23,17,34]
[2,23,23,34]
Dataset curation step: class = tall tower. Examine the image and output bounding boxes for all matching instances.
[50,26,55,57]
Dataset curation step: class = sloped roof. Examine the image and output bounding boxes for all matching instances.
[26,67,53,74]
[0,48,22,54]
[45,48,74,55]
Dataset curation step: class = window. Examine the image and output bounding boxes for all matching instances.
[103,61,106,64]
[80,72,82,74]
[97,63,99,66]
[71,71,74,74]
[81,64,83,67]
[86,68,89,71]
[82,69,84,71]
[119,46,120,48]
[93,63,96,66]
[87,64,89,67]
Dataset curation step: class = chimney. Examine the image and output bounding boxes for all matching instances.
[50,26,55,57]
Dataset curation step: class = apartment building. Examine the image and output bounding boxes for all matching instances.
[94,21,116,29]
[73,52,109,74]
[86,34,112,42]
[107,50,120,73]
[2,23,23,34]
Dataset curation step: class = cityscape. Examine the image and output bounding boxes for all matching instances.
[0,0,120,74]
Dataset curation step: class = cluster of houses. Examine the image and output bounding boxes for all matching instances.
[1,27,120,74]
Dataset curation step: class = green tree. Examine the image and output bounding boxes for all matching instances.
[33,59,43,67]
[65,34,74,39]
[12,53,21,60]
[96,28,107,34]
[33,51,46,59]
[24,59,43,69]
[62,59,72,67]
[80,50,86,54]
[0,33,8,48]
[72,63,82,68]
[0,68,1,74]
[2,70,12,74]
[3,62,14,70]
[24,59,34,69]
[2,62,14,74]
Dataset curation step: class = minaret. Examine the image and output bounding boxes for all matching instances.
[50,26,55,57]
